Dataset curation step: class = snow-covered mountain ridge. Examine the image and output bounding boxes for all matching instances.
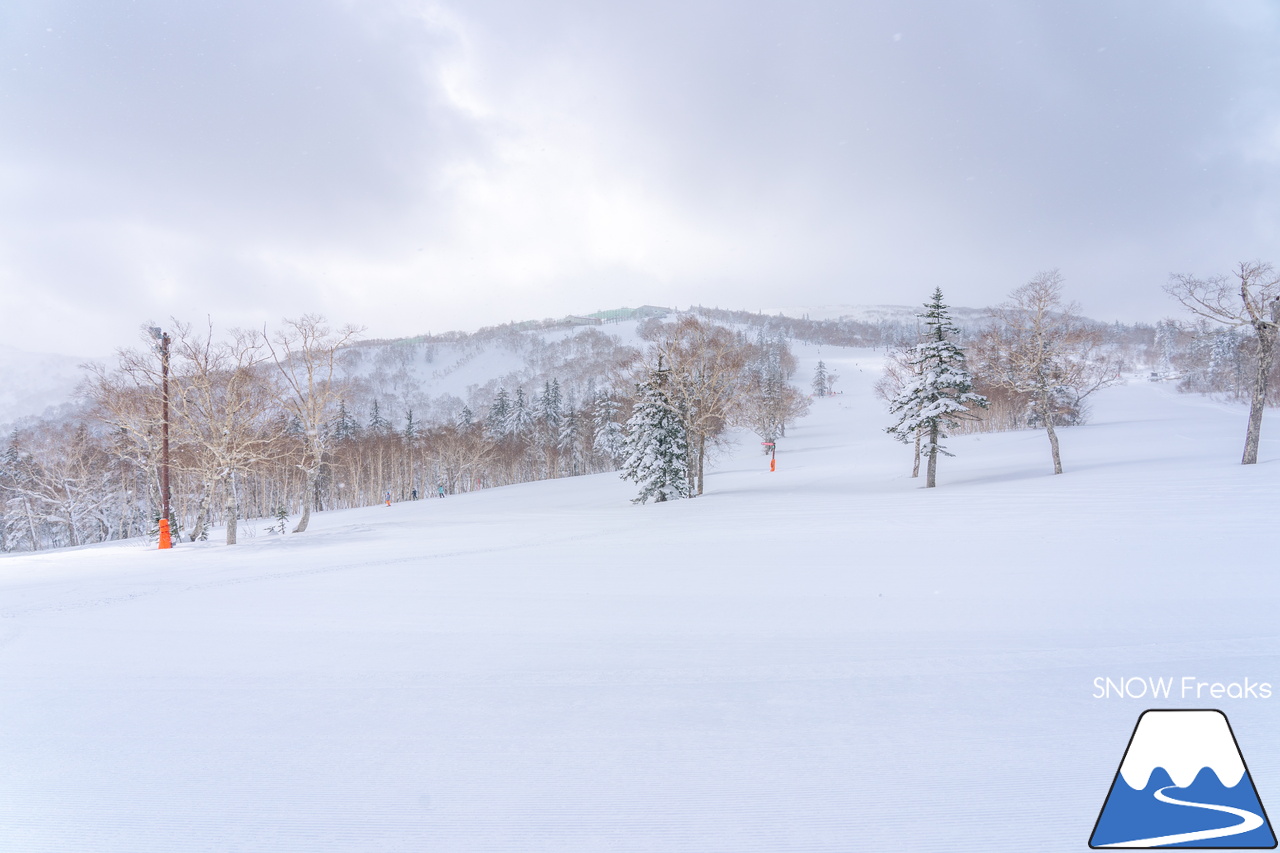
[0,302,1130,432]
[0,344,91,432]
[760,302,992,324]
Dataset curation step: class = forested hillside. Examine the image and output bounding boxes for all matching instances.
[2,291,1276,554]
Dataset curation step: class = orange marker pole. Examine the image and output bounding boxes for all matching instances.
[158,518,172,550]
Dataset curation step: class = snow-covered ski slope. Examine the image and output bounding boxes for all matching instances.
[336,320,646,413]
[3,346,1278,852]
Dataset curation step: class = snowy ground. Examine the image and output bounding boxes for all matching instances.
[3,348,1279,852]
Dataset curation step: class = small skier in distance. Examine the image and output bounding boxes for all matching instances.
[411,488,418,500]
[385,490,391,507]
[437,484,446,499]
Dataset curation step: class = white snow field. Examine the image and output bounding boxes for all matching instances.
[3,348,1279,852]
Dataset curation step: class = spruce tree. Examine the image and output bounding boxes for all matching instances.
[330,400,360,442]
[367,400,391,435]
[812,360,829,397]
[505,388,534,438]
[620,371,690,504]
[558,408,583,475]
[886,288,987,488]
[591,393,626,464]
[486,389,510,438]
[533,379,564,476]
[536,379,563,433]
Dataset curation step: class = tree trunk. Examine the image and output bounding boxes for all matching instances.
[685,431,698,497]
[188,481,215,542]
[911,431,921,478]
[224,476,238,545]
[63,485,81,547]
[23,497,40,551]
[1242,320,1277,465]
[1042,391,1063,474]
[294,465,318,533]
[696,433,706,496]
[925,422,939,488]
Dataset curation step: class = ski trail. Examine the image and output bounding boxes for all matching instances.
[1100,785,1265,848]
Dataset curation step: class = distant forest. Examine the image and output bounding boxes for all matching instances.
[2,290,1276,554]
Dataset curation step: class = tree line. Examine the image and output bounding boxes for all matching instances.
[875,262,1279,486]
[3,264,1274,550]
[1,315,805,550]
[620,317,808,503]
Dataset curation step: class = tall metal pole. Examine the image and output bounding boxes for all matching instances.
[160,331,171,527]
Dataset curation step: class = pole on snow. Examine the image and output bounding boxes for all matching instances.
[149,326,172,548]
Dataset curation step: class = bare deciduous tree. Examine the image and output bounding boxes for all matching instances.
[874,346,924,477]
[641,317,749,496]
[0,425,118,549]
[266,315,362,532]
[169,322,279,545]
[427,421,491,495]
[1166,261,1280,465]
[83,327,170,519]
[975,270,1119,474]
[735,381,809,449]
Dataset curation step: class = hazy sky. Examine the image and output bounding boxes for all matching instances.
[2,0,1279,356]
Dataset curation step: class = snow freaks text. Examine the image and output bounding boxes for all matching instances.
[1093,677,1273,700]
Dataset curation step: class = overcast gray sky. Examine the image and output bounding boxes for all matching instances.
[2,0,1278,355]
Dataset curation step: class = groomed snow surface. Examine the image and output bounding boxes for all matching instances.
[3,347,1279,852]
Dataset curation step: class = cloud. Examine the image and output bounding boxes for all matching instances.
[2,0,1280,356]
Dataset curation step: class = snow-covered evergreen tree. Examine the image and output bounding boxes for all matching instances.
[532,379,565,476]
[1152,319,1180,375]
[504,388,534,438]
[0,440,36,552]
[330,400,360,442]
[812,360,829,397]
[886,288,988,488]
[1208,329,1247,394]
[486,389,510,438]
[367,400,391,436]
[620,372,690,504]
[591,393,626,464]
[557,408,584,475]
[535,379,563,434]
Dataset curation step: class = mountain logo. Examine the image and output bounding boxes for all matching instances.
[1090,709,1276,848]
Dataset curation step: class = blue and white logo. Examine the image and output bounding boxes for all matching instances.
[1091,709,1276,848]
